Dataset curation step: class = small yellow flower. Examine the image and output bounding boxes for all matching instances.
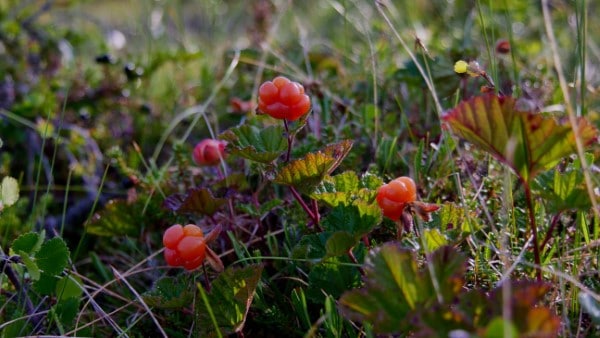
[454,60,469,74]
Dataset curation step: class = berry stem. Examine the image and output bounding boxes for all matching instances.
[289,186,319,226]
[347,249,365,276]
[283,119,294,163]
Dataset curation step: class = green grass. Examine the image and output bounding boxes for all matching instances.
[1,0,600,336]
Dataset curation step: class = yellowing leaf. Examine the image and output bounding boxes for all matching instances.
[443,94,598,182]
[274,140,353,193]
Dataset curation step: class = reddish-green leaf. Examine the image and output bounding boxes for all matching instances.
[443,94,597,182]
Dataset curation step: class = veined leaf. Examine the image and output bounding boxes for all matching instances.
[220,124,287,163]
[274,152,335,193]
[443,94,598,182]
[532,153,594,212]
[311,171,379,207]
[274,140,353,193]
[163,187,226,216]
[196,264,263,337]
[143,276,195,309]
[36,237,70,276]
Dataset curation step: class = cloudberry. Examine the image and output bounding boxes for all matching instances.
[258,76,311,121]
[376,176,417,221]
[193,139,227,166]
[163,224,207,271]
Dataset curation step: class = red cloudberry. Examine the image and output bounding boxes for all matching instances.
[258,76,311,121]
[193,139,227,166]
[163,224,207,271]
[376,176,417,221]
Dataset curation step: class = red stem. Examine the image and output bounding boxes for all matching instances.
[289,186,318,225]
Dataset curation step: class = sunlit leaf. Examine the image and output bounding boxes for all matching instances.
[220,124,287,163]
[196,264,263,337]
[311,171,378,207]
[143,276,194,309]
[274,152,335,193]
[163,187,226,216]
[321,202,381,240]
[423,228,447,253]
[443,94,598,182]
[36,237,70,276]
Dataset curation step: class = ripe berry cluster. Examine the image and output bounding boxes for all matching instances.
[163,224,207,270]
[258,76,311,121]
[193,139,227,166]
[376,176,417,221]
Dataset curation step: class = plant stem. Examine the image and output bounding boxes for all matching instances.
[347,249,365,276]
[523,183,542,281]
[541,211,563,250]
[289,186,318,226]
[283,119,294,163]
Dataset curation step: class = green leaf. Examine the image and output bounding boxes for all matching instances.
[86,200,139,236]
[484,318,518,338]
[163,188,227,216]
[11,232,42,255]
[443,94,598,182]
[292,232,329,260]
[1,176,19,207]
[306,256,362,304]
[36,237,70,276]
[533,153,594,212]
[321,202,381,240]
[17,250,40,281]
[143,276,195,309]
[325,231,356,257]
[423,228,447,253]
[55,275,83,301]
[311,171,378,207]
[220,124,287,163]
[54,297,80,326]
[196,264,263,337]
[33,273,59,295]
